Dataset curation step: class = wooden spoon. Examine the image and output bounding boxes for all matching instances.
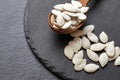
[48,0,90,34]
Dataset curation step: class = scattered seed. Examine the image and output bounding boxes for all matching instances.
[99,31,108,43]
[90,43,105,51]
[87,49,99,62]
[84,63,99,73]
[99,53,108,67]
[87,32,98,43]
[106,41,115,57]
[82,37,91,49]
[109,47,120,61]
[83,25,95,35]
[74,59,87,71]
[64,45,74,59]
[114,56,120,66]
[72,50,83,64]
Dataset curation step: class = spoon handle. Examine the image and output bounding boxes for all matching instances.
[79,0,90,6]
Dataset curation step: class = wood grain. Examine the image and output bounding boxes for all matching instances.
[24,0,120,80]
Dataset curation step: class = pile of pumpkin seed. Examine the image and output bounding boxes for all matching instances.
[64,25,120,73]
[51,0,89,29]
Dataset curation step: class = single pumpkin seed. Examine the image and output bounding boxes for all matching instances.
[84,63,99,73]
[90,43,105,51]
[54,4,64,11]
[62,12,71,21]
[71,0,82,8]
[99,53,108,67]
[82,36,91,49]
[99,31,108,43]
[56,14,65,26]
[106,41,115,57]
[114,56,120,66]
[64,11,79,17]
[87,49,99,62]
[64,45,74,59]
[83,25,95,35]
[51,9,61,16]
[72,50,83,64]
[87,32,98,43]
[109,47,120,61]
[80,7,89,13]
[74,59,87,71]
[62,21,72,29]
[50,15,55,24]
[71,19,78,26]
[78,13,87,21]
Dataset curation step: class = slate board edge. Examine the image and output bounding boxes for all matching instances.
[23,1,77,80]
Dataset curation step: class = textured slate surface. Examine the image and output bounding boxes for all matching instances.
[0,0,59,80]
[24,0,120,80]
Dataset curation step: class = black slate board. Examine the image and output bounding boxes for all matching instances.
[24,0,120,80]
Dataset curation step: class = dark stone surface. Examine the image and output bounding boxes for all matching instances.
[0,0,59,80]
[24,0,120,80]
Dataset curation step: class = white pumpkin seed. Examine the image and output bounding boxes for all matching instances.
[114,56,120,66]
[106,41,115,57]
[78,13,87,21]
[87,49,99,62]
[62,21,72,29]
[69,37,82,52]
[83,25,95,35]
[71,19,78,26]
[99,31,108,43]
[54,4,64,11]
[56,14,65,26]
[63,3,80,12]
[64,45,74,59]
[50,15,55,24]
[51,9,61,16]
[87,32,98,43]
[70,30,85,37]
[72,50,83,64]
[82,37,91,49]
[84,63,99,73]
[71,0,82,8]
[62,12,71,21]
[64,11,78,17]
[90,43,105,51]
[80,7,89,13]
[74,59,87,71]
[109,47,120,61]
[99,53,108,67]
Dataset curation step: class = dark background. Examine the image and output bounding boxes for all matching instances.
[0,0,59,80]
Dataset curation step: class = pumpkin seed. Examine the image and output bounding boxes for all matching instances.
[87,32,98,43]
[54,4,64,11]
[64,45,74,59]
[51,9,61,16]
[84,63,99,73]
[99,31,108,43]
[83,25,95,35]
[70,30,85,37]
[74,59,87,71]
[50,15,55,24]
[87,49,99,62]
[72,50,83,64]
[62,21,72,29]
[82,37,91,49]
[114,56,120,66]
[62,12,71,21]
[90,43,105,51]
[56,14,65,26]
[71,0,82,8]
[99,53,108,67]
[64,11,78,17]
[78,13,87,21]
[80,7,89,13]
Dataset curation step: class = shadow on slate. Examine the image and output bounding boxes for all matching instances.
[24,0,120,80]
